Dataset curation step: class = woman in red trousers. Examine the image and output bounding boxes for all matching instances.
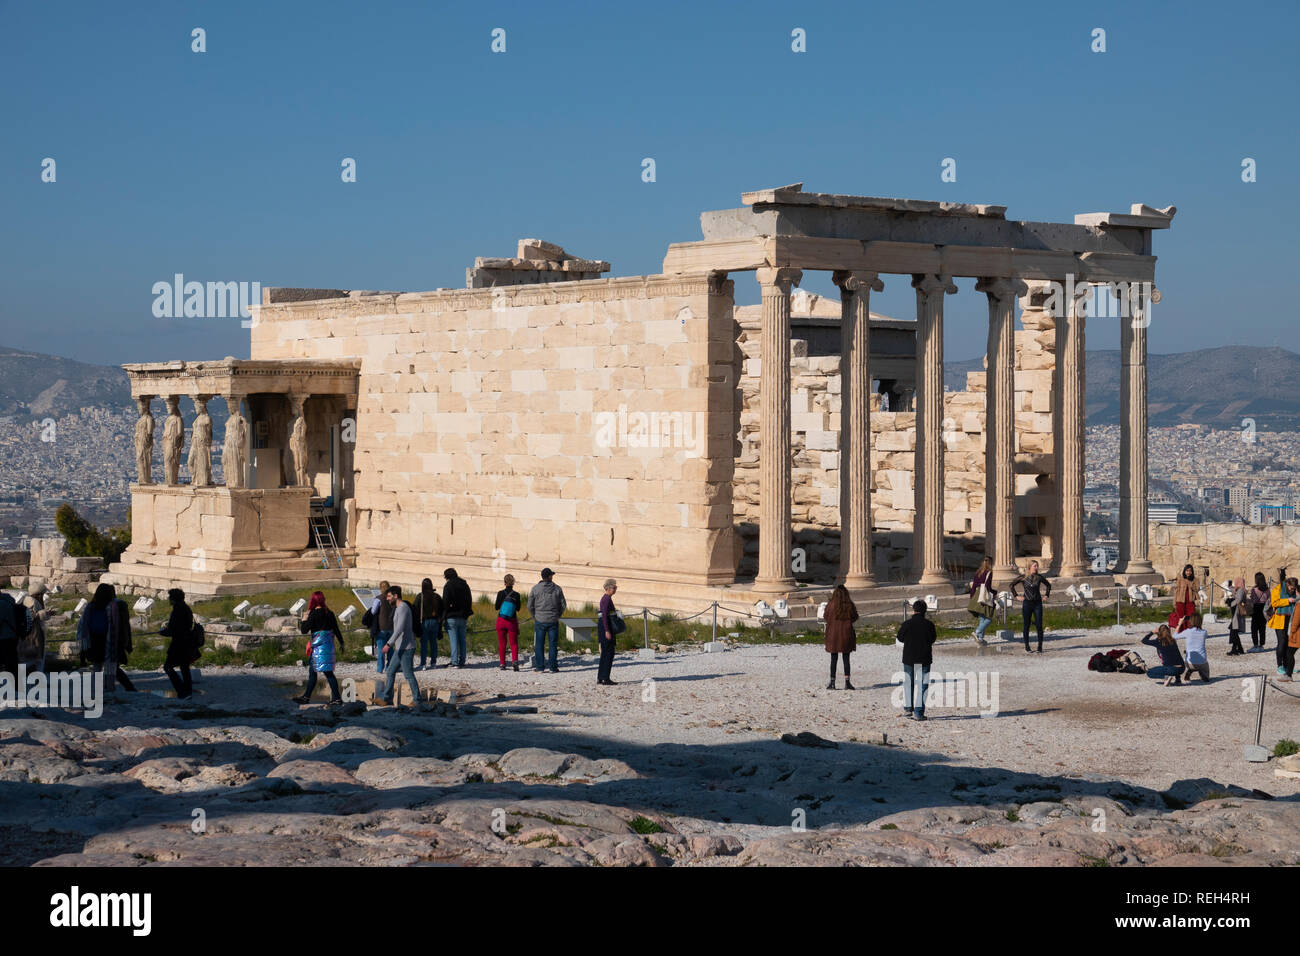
[494,574,522,671]
[1170,564,1197,633]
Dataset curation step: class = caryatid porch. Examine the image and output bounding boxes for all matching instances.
[665,184,1174,592]
[104,358,361,595]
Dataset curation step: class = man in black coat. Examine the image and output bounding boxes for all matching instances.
[160,588,195,699]
[896,599,937,721]
[442,569,473,668]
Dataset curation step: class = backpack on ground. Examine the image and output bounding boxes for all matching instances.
[1118,650,1147,673]
[1088,652,1118,672]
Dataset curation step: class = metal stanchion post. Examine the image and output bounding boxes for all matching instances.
[1245,676,1270,761]
[642,607,649,648]
[712,601,717,644]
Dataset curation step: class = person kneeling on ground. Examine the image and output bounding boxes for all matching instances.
[1180,612,1210,683]
[295,590,345,704]
[896,599,936,720]
[381,586,422,707]
[1142,624,1185,686]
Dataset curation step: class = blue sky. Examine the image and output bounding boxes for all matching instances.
[1,0,1296,367]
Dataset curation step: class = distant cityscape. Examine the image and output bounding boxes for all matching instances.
[0,407,223,548]
[1083,423,1300,567]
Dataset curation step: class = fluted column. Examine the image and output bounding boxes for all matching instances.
[912,273,957,585]
[1058,280,1089,577]
[834,270,884,588]
[977,276,1025,579]
[1119,285,1154,575]
[754,267,801,593]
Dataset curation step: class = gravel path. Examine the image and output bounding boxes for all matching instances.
[3,618,1296,866]
[172,619,1299,797]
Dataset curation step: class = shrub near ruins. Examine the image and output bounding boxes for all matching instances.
[54,502,130,564]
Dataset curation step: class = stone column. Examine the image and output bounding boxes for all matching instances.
[286,393,309,488]
[911,273,957,585]
[976,277,1025,579]
[1058,281,1089,577]
[833,269,883,588]
[754,267,801,593]
[161,395,185,486]
[1119,285,1154,575]
[222,395,249,490]
[188,395,213,487]
[133,395,155,484]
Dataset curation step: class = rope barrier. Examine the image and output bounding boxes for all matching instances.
[1265,678,1300,700]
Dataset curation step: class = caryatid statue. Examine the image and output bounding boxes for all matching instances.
[133,396,155,484]
[161,395,185,485]
[287,394,309,487]
[222,396,248,489]
[188,395,213,486]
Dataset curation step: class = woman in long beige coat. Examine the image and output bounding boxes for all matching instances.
[824,584,859,690]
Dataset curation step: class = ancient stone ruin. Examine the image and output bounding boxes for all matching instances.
[105,185,1174,614]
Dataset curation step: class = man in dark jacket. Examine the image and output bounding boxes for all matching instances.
[896,599,937,720]
[160,588,195,700]
[442,568,473,668]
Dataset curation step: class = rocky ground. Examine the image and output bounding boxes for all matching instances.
[2,619,1298,866]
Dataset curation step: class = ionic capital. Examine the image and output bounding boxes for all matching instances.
[911,273,957,296]
[755,267,803,294]
[707,270,733,297]
[832,270,884,294]
[975,276,1028,304]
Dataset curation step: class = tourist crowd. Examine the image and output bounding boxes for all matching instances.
[12,554,1296,716]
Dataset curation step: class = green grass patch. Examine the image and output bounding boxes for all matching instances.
[1273,739,1299,758]
[629,816,664,835]
[35,584,1178,673]
[879,823,899,830]
[1004,809,1020,822]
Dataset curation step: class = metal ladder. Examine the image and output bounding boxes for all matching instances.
[309,508,343,569]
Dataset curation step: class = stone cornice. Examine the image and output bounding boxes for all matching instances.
[252,274,720,322]
[122,359,361,399]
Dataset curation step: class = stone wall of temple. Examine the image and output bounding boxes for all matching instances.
[249,274,739,591]
[1149,522,1300,584]
[732,307,1063,584]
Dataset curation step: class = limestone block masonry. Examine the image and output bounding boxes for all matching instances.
[249,273,739,598]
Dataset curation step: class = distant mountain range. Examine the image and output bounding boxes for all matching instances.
[2,346,1297,431]
[0,349,131,420]
[947,347,1300,429]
